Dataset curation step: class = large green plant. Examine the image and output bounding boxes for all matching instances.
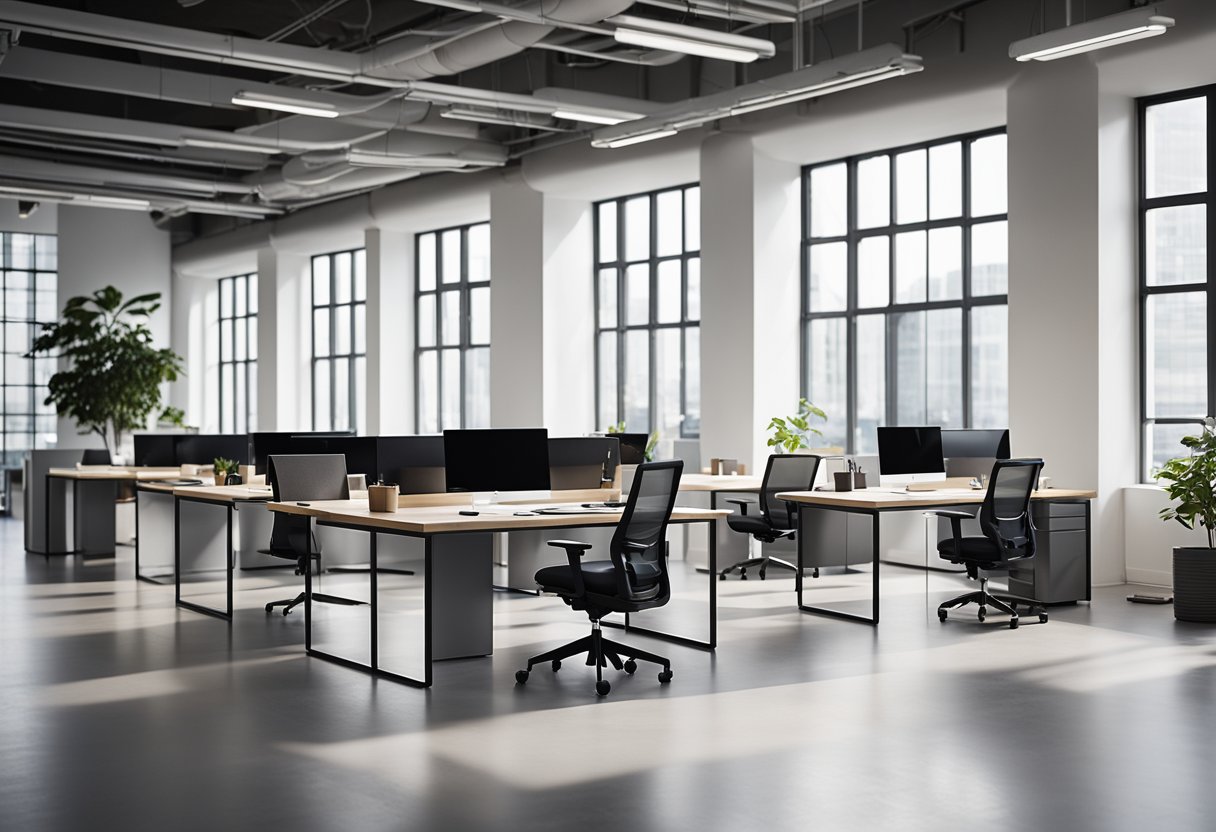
[766,398,827,454]
[29,286,183,456]
[1157,417,1216,549]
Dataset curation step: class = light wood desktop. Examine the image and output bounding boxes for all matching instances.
[44,466,186,557]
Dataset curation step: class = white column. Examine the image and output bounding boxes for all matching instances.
[699,133,802,472]
[365,228,413,435]
[256,247,308,431]
[542,196,595,435]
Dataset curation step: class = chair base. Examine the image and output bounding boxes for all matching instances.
[515,620,672,696]
[264,592,366,616]
[720,555,815,581]
[937,577,1047,629]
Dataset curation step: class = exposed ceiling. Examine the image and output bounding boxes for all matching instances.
[0,0,953,232]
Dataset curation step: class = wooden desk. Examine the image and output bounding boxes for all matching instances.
[267,500,728,687]
[776,487,1097,625]
[44,466,183,557]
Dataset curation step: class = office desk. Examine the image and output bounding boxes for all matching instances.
[44,467,182,557]
[674,474,767,569]
[776,487,1096,625]
[267,501,728,687]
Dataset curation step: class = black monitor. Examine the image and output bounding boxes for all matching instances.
[877,426,945,475]
[377,435,447,494]
[133,434,177,467]
[614,433,649,465]
[174,434,249,466]
[941,428,1011,460]
[249,431,355,474]
[548,437,619,490]
[443,428,551,493]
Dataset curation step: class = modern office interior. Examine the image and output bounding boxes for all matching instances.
[2,0,1215,828]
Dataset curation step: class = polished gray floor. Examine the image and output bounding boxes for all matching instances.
[2,515,1214,832]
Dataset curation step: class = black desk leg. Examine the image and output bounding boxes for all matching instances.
[370,532,378,672]
[174,498,234,622]
[797,506,880,626]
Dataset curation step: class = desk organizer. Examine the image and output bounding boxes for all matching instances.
[853,472,868,489]
[833,472,854,492]
[368,484,399,513]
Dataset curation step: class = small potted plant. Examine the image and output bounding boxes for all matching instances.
[1157,417,1216,622]
[766,398,827,453]
[213,457,241,486]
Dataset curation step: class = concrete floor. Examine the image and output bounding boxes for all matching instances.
[1,515,1213,832]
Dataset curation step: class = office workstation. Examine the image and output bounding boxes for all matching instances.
[3,0,1214,828]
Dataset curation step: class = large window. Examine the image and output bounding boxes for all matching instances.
[415,222,490,433]
[1139,88,1213,480]
[218,273,257,434]
[594,184,701,444]
[802,130,1009,454]
[1,232,57,467]
[311,249,366,433]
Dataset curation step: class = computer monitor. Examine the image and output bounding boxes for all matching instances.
[377,435,447,494]
[249,431,355,474]
[548,437,619,490]
[941,428,1011,460]
[174,434,248,466]
[443,428,551,493]
[876,426,945,475]
[614,433,650,465]
[133,434,177,467]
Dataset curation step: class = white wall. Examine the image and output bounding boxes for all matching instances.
[0,198,57,235]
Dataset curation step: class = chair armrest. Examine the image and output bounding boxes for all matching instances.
[725,498,756,514]
[930,510,976,520]
[931,511,974,561]
[547,539,592,595]
[622,541,652,553]
[547,539,593,553]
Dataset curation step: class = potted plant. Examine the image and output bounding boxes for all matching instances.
[766,398,827,453]
[213,457,241,485]
[28,286,184,460]
[1157,416,1216,622]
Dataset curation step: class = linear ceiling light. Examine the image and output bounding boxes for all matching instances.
[596,129,679,149]
[231,90,341,118]
[552,108,630,125]
[727,63,916,116]
[439,106,565,131]
[180,136,279,154]
[609,14,775,63]
[1009,7,1174,62]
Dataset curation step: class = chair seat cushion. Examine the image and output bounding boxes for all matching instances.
[937,536,1001,563]
[536,559,662,596]
[727,514,776,535]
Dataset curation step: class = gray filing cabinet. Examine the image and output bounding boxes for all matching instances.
[1007,500,1090,604]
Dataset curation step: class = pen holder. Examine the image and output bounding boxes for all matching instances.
[367,484,399,513]
[853,472,867,489]
[833,472,854,492]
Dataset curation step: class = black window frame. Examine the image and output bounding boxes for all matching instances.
[414,221,491,433]
[1138,84,1216,481]
[217,273,257,434]
[310,248,366,433]
[801,127,1010,455]
[1,231,57,468]
[593,183,701,438]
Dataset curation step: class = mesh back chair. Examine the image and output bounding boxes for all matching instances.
[261,454,363,616]
[81,449,112,465]
[720,454,821,581]
[516,460,683,696]
[934,458,1048,629]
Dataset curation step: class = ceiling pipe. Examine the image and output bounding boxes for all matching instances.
[0,153,255,197]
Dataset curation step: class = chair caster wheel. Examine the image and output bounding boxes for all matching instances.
[758,571,767,580]
[596,680,611,696]
[1039,612,1049,623]
[1009,617,1019,629]
[283,608,293,616]
[515,670,529,684]
[812,569,820,579]
[265,603,275,613]
[977,607,986,621]
[551,660,561,672]
[719,573,727,581]
[938,608,948,622]
[623,660,637,674]
[740,571,747,580]
[658,669,673,684]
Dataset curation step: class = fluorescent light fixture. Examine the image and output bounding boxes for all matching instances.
[231,90,341,118]
[180,136,279,154]
[552,108,629,125]
[1009,7,1174,62]
[597,129,678,149]
[345,150,481,169]
[609,14,775,63]
[17,200,38,219]
[728,64,916,116]
[440,106,562,131]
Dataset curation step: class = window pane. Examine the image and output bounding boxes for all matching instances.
[857,155,890,229]
[353,250,366,302]
[894,230,927,304]
[248,274,258,314]
[928,226,962,301]
[1146,204,1207,287]
[656,260,681,323]
[971,221,1008,296]
[464,347,490,429]
[686,258,700,322]
[470,286,490,345]
[1146,292,1207,418]
[624,330,650,431]
[809,163,847,237]
[895,149,927,224]
[625,264,649,326]
[234,277,247,317]
[807,242,847,312]
[598,202,618,263]
[858,236,890,308]
[1147,422,1203,479]
[855,314,885,454]
[598,269,617,329]
[441,230,461,284]
[806,317,847,449]
[313,257,330,305]
[684,187,701,251]
[1146,97,1207,199]
[313,309,330,357]
[333,254,349,306]
[313,360,331,430]
[334,306,351,355]
[928,142,962,220]
[354,304,366,354]
[220,320,233,362]
[442,349,461,430]
[354,356,366,435]
[892,310,963,428]
[220,364,233,432]
[234,364,246,435]
[656,190,683,257]
[468,224,490,283]
[418,233,437,291]
[9,234,32,269]
[655,328,683,445]
[248,318,258,360]
[418,295,436,348]
[34,235,57,271]
[970,134,1008,217]
[893,311,926,424]
[683,327,700,437]
[234,318,247,361]
[333,359,350,431]
[418,351,439,434]
[624,197,650,262]
[598,332,618,430]
[220,278,233,318]
[441,290,460,346]
[970,305,1008,428]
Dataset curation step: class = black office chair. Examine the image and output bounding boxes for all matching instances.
[720,453,821,581]
[516,459,683,697]
[934,458,1049,629]
[261,454,365,616]
[81,449,112,465]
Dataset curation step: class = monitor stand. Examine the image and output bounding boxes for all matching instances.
[881,472,947,489]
